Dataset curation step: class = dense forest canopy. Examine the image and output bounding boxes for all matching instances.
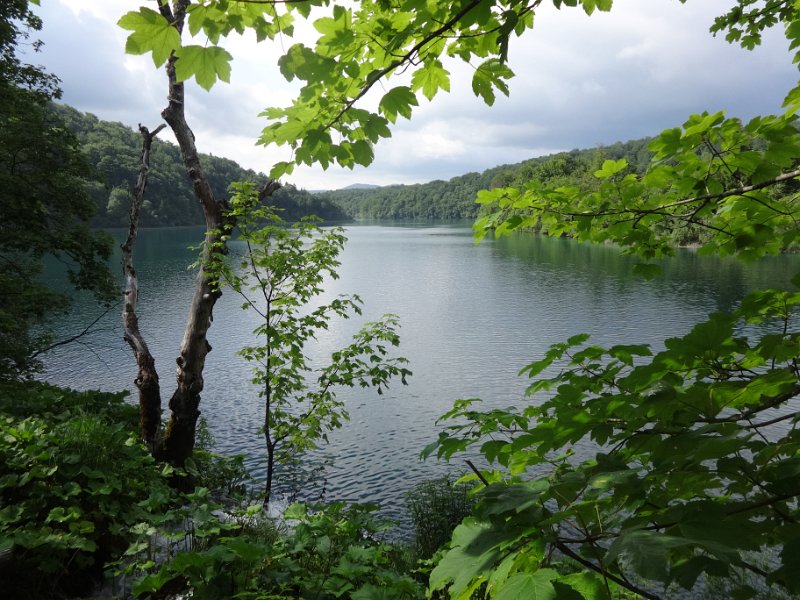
[0,1,115,377]
[52,104,348,227]
[55,101,656,225]
[320,137,653,220]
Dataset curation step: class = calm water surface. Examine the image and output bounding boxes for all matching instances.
[43,223,799,525]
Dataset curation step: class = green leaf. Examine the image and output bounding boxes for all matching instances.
[411,60,451,101]
[223,537,266,562]
[278,43,337,83]
[495,570,558,600]
[783,82,800,116]
[350,140,374,167]
[554,572,608,599]
[363,115,392,143]
[472,59,514,106]
[174,45,233,91]
[682,111,725,137]
[269,161,294,179]
[593,158,627,179]
[118,7,181,67]
[605,530,693,582]
[378,86,418,123]
[284,502,308,520]
[429,517,506,596]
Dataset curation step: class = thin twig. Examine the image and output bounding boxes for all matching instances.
[31,301,120,359]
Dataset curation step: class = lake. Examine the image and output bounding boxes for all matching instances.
[43,223,799,526]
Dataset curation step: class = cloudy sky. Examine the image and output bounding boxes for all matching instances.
[28,0,800,190]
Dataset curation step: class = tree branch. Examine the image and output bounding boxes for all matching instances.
[30,301,119,359]
[122,123,166,452]
[325,0,543,131]
[554,540,662,600]
[562,167,800,220]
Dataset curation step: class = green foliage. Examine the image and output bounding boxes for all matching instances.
[212,183,410,501]
[0,381,172,597]
[264,502,421,599]
[257,0,611,176]
[406,476,477,560]
[320,139,653,221]
[424,287,800,598]
[189,418,252,498]
[51,104,348,228]
[0,0,58,98]
[119,6,182,68]
[419,3,800,597]
[0,5,115,377]
[174,44,233,91]
[710,1,799,52]
[476,110,800,266]
[0,384,421,600]
[132,501,422,599]
[117,1,612,177]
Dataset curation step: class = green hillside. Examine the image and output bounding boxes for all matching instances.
[53,104,347,227]
[55,101,657,227]
[318,137,653,220]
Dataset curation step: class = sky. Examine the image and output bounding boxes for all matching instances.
[28,0,800,191]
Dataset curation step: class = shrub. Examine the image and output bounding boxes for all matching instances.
[132,501,423,599]
[0,381,172,597]
[406,475,476,560]
[189,418,251,499]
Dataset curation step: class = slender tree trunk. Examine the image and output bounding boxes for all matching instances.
[156,0,230,466]
[122,123,166,452]
[128,2,281,468]
[265,440,275,505]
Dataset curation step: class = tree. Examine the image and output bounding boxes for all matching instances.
[0,0,115,378]
[114,0,239,463]
[209,183,410,503]
[114,0,571,459]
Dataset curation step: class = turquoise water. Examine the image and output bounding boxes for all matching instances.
[43,223,799,522]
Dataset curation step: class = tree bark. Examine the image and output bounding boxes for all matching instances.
[157,0,230,466]
[122,123,165,452]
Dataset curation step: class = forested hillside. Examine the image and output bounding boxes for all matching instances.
[53,104,347,227]
[319,137,653,220]
[56,99,656,226]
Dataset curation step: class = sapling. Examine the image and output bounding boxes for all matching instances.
[212,183,410,503]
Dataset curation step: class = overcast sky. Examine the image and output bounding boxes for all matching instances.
[28,0,800,190]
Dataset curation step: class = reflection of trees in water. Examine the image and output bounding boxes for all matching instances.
[492,232,798,314]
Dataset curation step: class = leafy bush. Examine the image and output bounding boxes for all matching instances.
[189,418,251,498]
[132,501,423,599]
[213,185,411,504]
[406,476,476,560]
[269,502,421,599]
[426,286,800,599]
[0,381,173,597]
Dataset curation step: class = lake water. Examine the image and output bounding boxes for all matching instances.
[43,223,798,526]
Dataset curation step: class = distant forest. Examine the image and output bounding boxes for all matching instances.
[317,138,653,220]
[56,103,655,226]
[53,104,347,227]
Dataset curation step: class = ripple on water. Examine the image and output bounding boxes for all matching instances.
[42,225,800,530]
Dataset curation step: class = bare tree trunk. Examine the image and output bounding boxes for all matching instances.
[156,0,230,466]
[265,440,275,505]
[127,2,280,467]
[122,123,166,452]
